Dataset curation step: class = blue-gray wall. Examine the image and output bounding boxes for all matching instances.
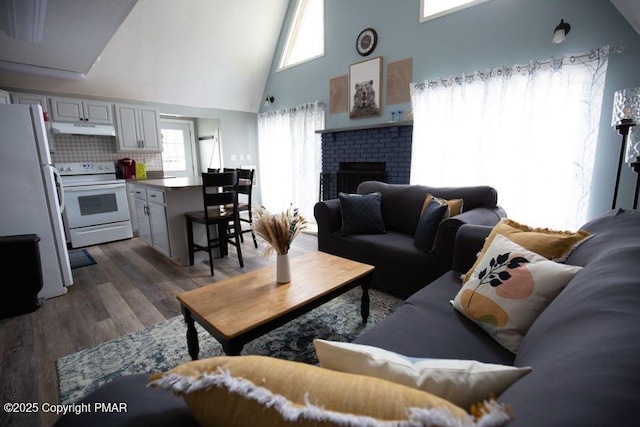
[261,0,640,220]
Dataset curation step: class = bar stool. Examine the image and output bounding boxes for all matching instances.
[185,171,244,276]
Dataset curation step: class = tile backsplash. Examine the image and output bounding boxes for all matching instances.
[50,134,163,171]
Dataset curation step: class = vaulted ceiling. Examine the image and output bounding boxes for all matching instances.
[0,1,638,113]
[0,0,289,112]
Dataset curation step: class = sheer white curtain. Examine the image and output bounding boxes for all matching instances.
[257,101,325,221]
[410,47,609,230]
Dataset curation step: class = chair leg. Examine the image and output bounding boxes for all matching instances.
[234,217,244,268]
[186,217,195,266]
[205,223,214,276]
[249,211,257,248]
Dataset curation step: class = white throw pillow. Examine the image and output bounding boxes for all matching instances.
[314,339,531,409]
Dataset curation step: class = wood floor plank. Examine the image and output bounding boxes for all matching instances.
[121,288,166,328]
[95,282,146,336]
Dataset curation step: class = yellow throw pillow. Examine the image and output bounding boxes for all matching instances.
[421,194,464,218]
[149,356,511,427]
[462,218,591,283]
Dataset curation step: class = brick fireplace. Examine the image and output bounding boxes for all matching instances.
[319,122,413,199]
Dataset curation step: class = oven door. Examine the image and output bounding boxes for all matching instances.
[63,182,130,229]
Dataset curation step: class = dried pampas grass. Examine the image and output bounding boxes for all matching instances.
[253,205,308,258]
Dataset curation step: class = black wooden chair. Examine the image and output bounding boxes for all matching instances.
[222,168,257,248]
[185,171,244,276]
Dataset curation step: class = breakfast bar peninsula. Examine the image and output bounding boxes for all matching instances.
[129,177,209,266]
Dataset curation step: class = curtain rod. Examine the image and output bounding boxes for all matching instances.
[423,45,624,86]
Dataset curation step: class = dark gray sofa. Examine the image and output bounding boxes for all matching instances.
[54,209,640,426]
[354,208,640,426]
[314,181,506,297]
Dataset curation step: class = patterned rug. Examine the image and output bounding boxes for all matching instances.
[56,288,402,405]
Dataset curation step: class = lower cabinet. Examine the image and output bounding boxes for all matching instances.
[132,185,171,258]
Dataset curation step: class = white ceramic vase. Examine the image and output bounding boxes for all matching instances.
[276,253,291,284]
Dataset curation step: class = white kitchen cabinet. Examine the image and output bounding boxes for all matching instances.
[132,185,171,257]
[114,103,162,152]
[11,92,49,111]
[49,96,113,124]
[11,92,57,152]
[0,90,10,104]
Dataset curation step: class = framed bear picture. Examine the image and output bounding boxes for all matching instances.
[349,56,382,119]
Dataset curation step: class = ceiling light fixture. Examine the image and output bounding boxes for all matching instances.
[264,95,275,106]
[551,19,571,44]
[1,0,48,43]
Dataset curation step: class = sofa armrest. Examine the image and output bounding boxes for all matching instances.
[433,206,506,269]
[314,199,342,234]
[451,224,494,274]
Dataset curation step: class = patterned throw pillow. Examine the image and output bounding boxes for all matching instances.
[339,192,386,236]
[452,234,583,353]
[462,218,591,283]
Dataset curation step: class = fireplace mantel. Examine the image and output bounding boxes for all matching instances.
[316,120,413,135]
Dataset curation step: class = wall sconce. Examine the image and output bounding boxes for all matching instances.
[611,87,640,209]
[551,19,571,44]
[264,95,275,106]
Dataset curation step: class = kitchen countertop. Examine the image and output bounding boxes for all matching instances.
[129,177,203,190]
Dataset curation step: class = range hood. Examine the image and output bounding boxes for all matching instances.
[51,122,116,137]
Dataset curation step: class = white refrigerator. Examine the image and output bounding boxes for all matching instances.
[0,104,73,299]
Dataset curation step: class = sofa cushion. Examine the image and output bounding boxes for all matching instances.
[452,234,583,353]
[338,192,386,236]
[148,355,492,426]
[314,339,531,410]
[414,197,448,251]
[462,218,591,283]
[354,271,516,365]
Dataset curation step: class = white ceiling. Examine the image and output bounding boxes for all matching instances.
[0,1,638,113]
[0,0,289,113]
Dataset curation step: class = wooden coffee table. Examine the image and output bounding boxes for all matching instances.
[176,251,375,359]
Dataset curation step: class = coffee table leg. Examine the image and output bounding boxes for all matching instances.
[182,306,200,360]
[222,340,244,356]
[361,278,370,324]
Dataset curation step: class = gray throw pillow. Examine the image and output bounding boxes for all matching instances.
[414,197,448,251]
[339,192,386,236]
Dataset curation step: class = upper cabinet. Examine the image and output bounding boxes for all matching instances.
[11,92,56,152]
[49,96,113,124]
[0,90,10,104]
[10,92,49,112]
[114,103,162,152]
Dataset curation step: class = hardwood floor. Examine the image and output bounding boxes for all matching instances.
[0,232,318,427]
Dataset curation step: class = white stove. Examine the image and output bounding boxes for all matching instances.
[56,162,133,248]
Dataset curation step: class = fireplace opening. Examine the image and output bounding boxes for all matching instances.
[336,162,387,197]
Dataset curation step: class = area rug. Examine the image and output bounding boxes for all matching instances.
[56,288,402,405]
[68,249,96,269]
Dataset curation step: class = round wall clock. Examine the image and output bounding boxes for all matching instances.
[356,28,378,56]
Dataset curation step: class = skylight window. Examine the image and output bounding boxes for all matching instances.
[278,0,324,71]
[420,0,494,22]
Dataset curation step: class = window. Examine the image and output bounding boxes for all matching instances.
[420,0,494,22]
[160,119,196,178]
[278,0,324,71]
